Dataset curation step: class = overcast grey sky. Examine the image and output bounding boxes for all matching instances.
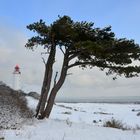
[0,0,140,101]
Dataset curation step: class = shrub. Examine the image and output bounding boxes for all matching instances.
[103,119,129,130]
[93,120,97,123]
[62,111,72,115]
[0,84,33,129]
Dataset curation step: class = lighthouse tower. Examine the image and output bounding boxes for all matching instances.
[13,65,21,90]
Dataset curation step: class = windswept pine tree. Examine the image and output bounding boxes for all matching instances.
[26,16,140,119]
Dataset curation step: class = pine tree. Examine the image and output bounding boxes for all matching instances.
[26,16,140,119]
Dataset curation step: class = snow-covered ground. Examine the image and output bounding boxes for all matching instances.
[52,103,140,127]
[1,97,140,140]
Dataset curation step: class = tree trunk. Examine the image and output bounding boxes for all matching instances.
[35,65,48,117]
[39,68,53,115]
[40,52,69,119]
[35,45,56,118]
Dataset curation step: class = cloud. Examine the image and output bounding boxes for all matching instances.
[57,67,140,100]
[0,23,44,89]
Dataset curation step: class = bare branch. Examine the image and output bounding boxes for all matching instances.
[68,60,109,69]
[60,46,65,54]
[42,57,46,64]
[54,71,58,86]
[68,53,78,61]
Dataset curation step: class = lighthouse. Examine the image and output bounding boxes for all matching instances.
[13,64,21,90]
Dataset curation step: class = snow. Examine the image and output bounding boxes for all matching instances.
[2,119,140,140]
[51,103,140,127]
[26,96,38,110]
[1,97,140,140]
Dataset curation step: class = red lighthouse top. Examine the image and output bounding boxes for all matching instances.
[14,64,21,74]
[15,65,19,70]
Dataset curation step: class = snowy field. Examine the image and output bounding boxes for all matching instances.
[1,97,140,140]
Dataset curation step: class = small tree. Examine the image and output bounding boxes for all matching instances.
[25,16,140,119]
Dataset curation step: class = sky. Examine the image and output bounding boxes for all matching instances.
[0,0,140,101]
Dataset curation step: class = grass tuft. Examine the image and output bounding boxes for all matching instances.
[103,118,130,130]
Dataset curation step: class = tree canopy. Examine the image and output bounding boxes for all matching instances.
[26,16,140,119]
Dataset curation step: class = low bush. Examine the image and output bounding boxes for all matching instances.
[103,118,130,130]
[62,111,72,115]
[0,84,33,129]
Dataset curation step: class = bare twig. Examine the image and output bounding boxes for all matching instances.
[60,46,65,54]
[54,71,58,86]
[42,57,46,64]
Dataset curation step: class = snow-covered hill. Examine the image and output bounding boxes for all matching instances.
[0,84,33,129]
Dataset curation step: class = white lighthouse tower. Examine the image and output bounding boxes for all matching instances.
[13,64,21,90]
